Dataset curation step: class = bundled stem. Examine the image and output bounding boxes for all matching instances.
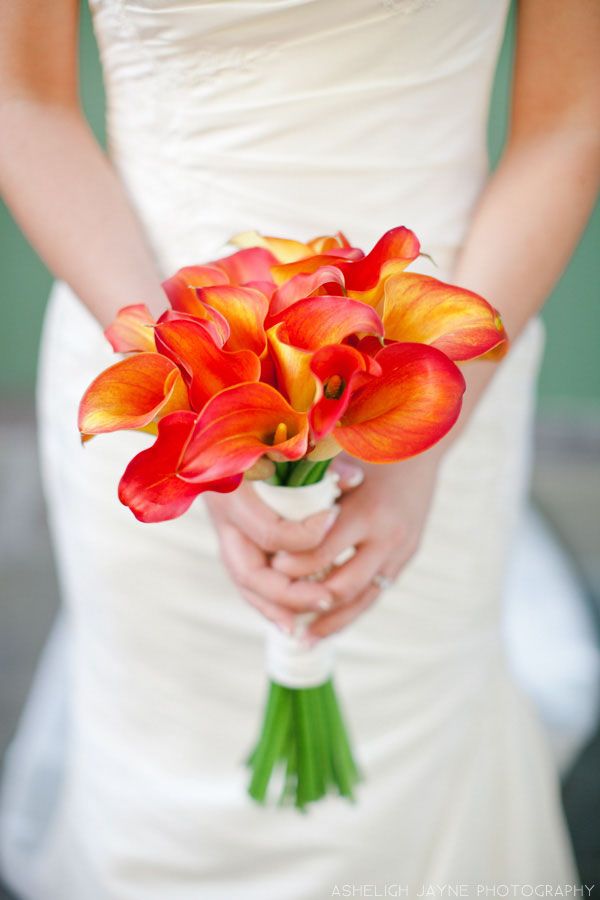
[247,680,361,810]
[274,458,333,487]
[247,461,361,810]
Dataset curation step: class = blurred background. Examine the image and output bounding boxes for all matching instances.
[1,2,599,893]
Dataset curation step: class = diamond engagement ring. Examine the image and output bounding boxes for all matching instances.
[372,573,394,591]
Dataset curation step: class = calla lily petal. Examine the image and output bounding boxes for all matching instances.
[230,230,355,265]
[231,231,313,264]
[157,307,230,348]
[308,232,353,254]
[341,226,421,305]
[180,382,309,483]
[271,251,361,285]
[154,319,261,412]
[195,284,269,355]
[272,295,384,349]
[163,266,229,314]
[334,343,465,463]
[268,266,346,319]
[309,344,377,442]
[209,246,277,284]
[267,323,314,411]
[105,304,156,353]
[243,280,276,300]
[118,411,241,523]
[267,296,384,411]
[78,353,188,435]
[382,273,508,361]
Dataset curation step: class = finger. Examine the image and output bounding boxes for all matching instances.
[228,485,341,553]
[240,588,296,634]
[323,541,386,606]
[330,456,364,492]
[307,584,381,640]
[219,524,334,612]
[271,504,367,578]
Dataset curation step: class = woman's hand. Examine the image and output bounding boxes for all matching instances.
[272,450,443,640]
[204,463,363,634]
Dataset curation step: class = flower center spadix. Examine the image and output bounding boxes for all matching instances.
[324,375,345,400]
[273,422,288,444]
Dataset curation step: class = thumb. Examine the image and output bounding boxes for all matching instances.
[331,455,364,492]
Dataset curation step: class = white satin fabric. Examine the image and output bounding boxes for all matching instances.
[0,0,579,896]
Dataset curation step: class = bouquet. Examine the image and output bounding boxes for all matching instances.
[78,226,508,809]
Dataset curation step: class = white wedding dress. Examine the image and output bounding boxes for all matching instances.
[0,0,582,896]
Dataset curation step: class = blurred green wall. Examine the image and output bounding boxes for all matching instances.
[1,3,599,413]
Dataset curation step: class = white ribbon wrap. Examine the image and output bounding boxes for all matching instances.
[252,472,341,689]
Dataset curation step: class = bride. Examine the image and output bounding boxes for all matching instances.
[1,1,599,897]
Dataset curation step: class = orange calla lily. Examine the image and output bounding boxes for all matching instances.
[339,226,421,306]
[309,344,380,442]
[271,295,383,347]
[333,342,466,463]
[268,266,346,319]
[231,230,355,264]
[157,307,230,349]
[179,382,309,484]
[382,273,508,361]
[209,246,278,285]
[267,296,384,411]
[162,265,229,314]
[195,284,269,355]
[154,319,261,412]
[80,223,509,527]
[118,411,242,523]
[268,226,419,305]
[105,304,156,353]
[78,353,190,435]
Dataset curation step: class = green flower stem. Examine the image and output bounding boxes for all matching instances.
[247,679,361,810]
[285,457,333,487]
[286,459,319,486]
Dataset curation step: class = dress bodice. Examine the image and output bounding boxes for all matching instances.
[89,0,510,275]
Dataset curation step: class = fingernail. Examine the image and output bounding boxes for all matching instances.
[299,633,320,649]
[346,469,364,488]
[277,620,293,635]
[317,597,333,612]
[323,507,340,532]
[335,461,364,488]
[272,551,290,567]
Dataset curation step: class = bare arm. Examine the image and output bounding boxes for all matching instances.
[451,0,600,426]
[1,0,342,626]
[277,0,600,638]
[0,0,165,324]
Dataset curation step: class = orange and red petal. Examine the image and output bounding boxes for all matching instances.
[268,266,346,319]
[341,226,421,306]
[180,382,308,483]
[157,307,230,348]
[271,295,384,350]
[230,230,356,265]
[382,273,509,361]
[195,284,269,355]
[267,323,315,411]
[118,411,241,523]
[104,304,156,353]
[154,319,261,412]
[334,342,465,463]
[230,231,313,264]
[271,251,360,285]
[78,353,185,435]
[163,266,229,314]
[209,246,278,285]
[309,344,372,442]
